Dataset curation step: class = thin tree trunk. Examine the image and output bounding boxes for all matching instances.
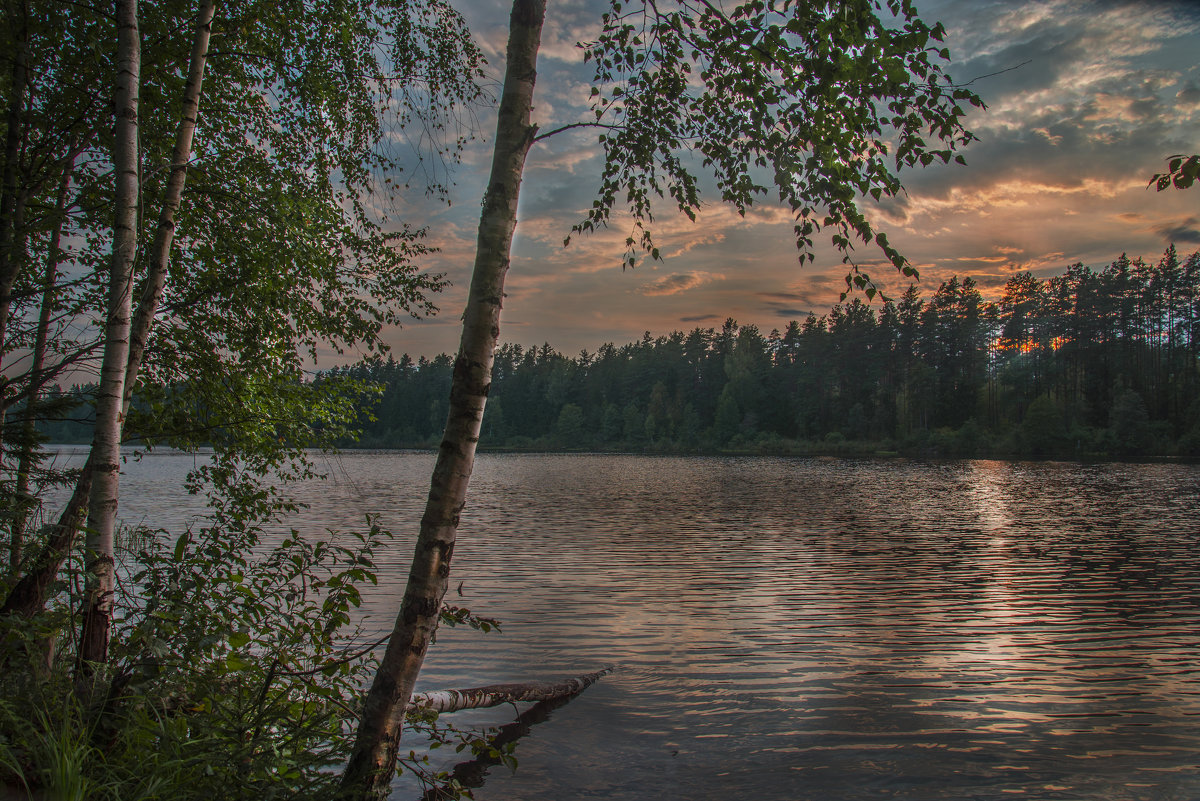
[129,0,215,381]
[3,0,213,624]
[8,164,73,575]
[0,190,26,470]
[339,1,546,796]
[409,667,612,715]
[77,0,141,673]
[1,458,90,621]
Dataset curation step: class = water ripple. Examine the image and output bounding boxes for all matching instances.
[72,451,1200,800]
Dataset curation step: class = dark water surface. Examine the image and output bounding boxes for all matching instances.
[59,451,1200,800]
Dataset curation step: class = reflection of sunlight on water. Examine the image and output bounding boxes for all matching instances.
[964,463,1028,676]
[966,460,1016,534]
[39,451,1200,800]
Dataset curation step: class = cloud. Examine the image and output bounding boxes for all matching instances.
[754,287,826,317]
[897,0,1200,220]
[1178,81,1200,108]
[380,0,1200,362]
[1154,216,1200,244]
[641,271,723,296]
[963,272,1020,290]
[528,143,598,175]
[535,2,604,64]
[955,255,1010,264]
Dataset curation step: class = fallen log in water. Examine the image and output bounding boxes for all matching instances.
[408,666,613,715]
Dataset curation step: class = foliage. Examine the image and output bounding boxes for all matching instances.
[331,245,1200,459]
[1151,154,1199,190]
[1,0,487,493]
[0,492,389,796]
[1022,395,1065,456]
[1109,389,1151,457]
[0,700,173,801]
[1,1,496,798]
[0,500,507,799]
[571,0,981,295]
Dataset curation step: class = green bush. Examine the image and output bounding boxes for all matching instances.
[1022,395,1068,456]
[1,504,506,800]
[1109,388,1152,457]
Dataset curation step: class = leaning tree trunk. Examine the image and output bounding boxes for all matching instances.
[129,0,215,383]
[4,0,213,627]
[338,1,546,797]
[77,0,141,674]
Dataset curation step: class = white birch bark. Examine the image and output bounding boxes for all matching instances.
[128,0,215,383]
[3,0,212,624]
[339,1,547,796]
[77,0,141,671]
[409,667,613,715]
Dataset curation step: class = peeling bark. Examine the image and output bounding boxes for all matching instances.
[338,1,547,797]
[409,667,612,715]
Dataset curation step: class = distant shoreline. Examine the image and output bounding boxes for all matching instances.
[44,440,1196,465]
[330,443,1198,465]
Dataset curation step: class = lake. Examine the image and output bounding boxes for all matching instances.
[47,450,1200,800]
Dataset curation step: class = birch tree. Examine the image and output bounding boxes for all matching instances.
[341,1,548,794]
[341,0,981,797]
[2,0,485,629]
[75,0,141,673]
[75,0,221,675]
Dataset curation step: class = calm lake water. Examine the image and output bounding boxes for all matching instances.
[46,450,1200,800]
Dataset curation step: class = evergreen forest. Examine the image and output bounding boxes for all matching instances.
[5,0,1198,795]
[323,246,1200,459]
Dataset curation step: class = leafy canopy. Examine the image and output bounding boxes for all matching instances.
[569,0,982,297]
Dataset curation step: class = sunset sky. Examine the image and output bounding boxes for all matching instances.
[369,0,1200,363]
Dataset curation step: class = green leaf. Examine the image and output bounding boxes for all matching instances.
[173,533,189,562]
[225,653,252,672]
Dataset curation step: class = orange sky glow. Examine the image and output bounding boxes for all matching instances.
[340,0,1200,364]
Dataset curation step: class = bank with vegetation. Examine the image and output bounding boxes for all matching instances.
[4,0,1196,796]
[42,246,1200,462]
[314,247,1200,460]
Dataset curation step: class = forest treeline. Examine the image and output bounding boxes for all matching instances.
[322,245,1200,459]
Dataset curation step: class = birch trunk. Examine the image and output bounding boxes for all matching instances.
[4,1,213,626]
[128,0,215,382]
[338,1,546,796]
[77,0,141,672]
[409,667,612,715]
